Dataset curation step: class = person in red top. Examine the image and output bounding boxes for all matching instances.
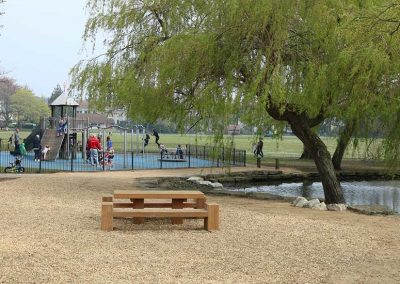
[87,134,102,166]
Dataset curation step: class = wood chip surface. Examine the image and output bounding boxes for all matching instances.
[0,169,399,283]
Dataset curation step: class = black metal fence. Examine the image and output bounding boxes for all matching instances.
[0,142,246,173]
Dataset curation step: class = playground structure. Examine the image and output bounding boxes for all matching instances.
[4,92,246,173]
[34,92,148,163]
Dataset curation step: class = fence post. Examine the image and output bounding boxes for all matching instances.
[233,148,236,165]
[244,151,246,167]
[70,153,74,172]
[160,151,163,169]
[39,156,42,173]
[102,148,105,171]
[275,158,280,170]
[131,151,134,170]
[188,144,191,168]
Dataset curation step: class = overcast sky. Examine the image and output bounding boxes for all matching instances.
[0,0,91,97]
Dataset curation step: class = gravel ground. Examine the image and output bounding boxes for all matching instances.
[0,169,399,283]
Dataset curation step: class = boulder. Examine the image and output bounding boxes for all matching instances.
[197,180,212,186]
[187,176,203,182]
[311,202,327,211]
[305,199,320,208]
[327,203,347,212]
[293,196,307,206]
[295,197,309,208]
[210,182,223,189]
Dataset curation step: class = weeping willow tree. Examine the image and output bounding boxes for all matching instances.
[330,1,400,169]
[71,0,399,204]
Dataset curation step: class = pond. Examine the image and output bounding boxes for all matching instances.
[227,180,400,213]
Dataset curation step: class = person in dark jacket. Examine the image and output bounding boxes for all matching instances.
[153,129,160,147]
[143,133,150,147]
[256,138,264,158]
[33,134,41,161]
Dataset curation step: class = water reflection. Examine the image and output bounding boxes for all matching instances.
[229,180,400,213]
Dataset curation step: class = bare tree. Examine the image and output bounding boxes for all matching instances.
[0,77,18,127]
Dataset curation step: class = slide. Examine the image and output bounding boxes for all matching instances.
[39,129,65,160]
[23,125,43,151]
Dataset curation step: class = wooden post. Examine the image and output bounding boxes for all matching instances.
[195,197,206,209]
[101,202,113,231]
[205,204,219,231]
[102,195,113,202]
[171,199,184,224]
[275,158,280,170]
[132,198,144,224]
[257,157,261,168]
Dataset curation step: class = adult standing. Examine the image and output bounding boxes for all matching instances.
[14,128,20,150]
[33,134,41,161]
[256,138,264,158]
[153,129,160,147]
[143,133,150,148]
[87,134,102,166]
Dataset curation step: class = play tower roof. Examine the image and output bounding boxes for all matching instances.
[50,92,79,106]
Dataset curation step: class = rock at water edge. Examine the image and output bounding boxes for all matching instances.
[327,204,347,211]
[312,202,327,211]
[187,176,204,182]
[295,198,309,208]
[293,196,308,206]
[210,182,223,189]
[197,180,212,186]
[292,196,307,206]
[305,199,320,208]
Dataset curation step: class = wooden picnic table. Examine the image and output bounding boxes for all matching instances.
[101,190,218,231]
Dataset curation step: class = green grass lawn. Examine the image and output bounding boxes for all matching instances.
[1,130,380,162]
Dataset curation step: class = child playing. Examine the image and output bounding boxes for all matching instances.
[41,145,51,160]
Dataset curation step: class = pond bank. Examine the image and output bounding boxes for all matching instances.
[136,169,400,215]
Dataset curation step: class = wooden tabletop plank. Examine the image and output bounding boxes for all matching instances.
[113,190,205,199]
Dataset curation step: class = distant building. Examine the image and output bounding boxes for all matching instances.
[77,100,128,126]
[227,124,241,135]
[76,113,114,128]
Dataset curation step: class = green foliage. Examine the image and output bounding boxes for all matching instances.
[10,88,50,125]
[71,0,400,153]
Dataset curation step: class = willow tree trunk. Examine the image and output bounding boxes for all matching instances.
[332,120,356,170]
[300,145,313,159]
[289,117,345,204]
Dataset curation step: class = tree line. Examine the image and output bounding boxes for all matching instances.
[0,77,50,128]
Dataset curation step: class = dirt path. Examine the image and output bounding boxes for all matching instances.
[0,168,399,283]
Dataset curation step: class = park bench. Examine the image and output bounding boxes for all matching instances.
[101,190,219,231]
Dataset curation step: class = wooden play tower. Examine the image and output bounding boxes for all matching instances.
[40,93,87,160]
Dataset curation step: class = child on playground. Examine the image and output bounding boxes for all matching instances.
[57,117,67,137]
[176,144,184,159]
[41,145,51,160]
[105,147,115,165]
[159,144,168,158]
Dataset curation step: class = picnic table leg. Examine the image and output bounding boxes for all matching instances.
[195,197,206,209]
[205,204,219,231]
[132,198,144,224]
[172,198,185,225]
[101,202,113,231]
